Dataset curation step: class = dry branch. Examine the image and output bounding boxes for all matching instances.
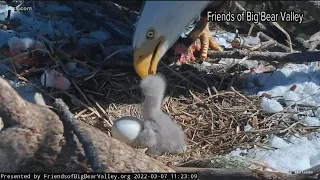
[286,1,320,25]
[67,2,132,40]
[0,78,64,172]
[0,77,172,172]
[208,50,320,63]
[52,99,103,172]
[258,32,294,52]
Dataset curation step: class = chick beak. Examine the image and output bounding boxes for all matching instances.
[133,37,162,78]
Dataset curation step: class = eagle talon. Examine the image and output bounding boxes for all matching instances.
[199,21,224,61]
[173,24,224,64]
[187,16,223,62]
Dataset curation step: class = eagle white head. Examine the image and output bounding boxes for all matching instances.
[133,1,211,78]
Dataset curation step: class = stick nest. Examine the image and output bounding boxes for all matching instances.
[64,64,312,167]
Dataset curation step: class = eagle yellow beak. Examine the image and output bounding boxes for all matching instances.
[133,37,163,78]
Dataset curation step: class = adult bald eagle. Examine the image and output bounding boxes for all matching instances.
[132,1,235,78]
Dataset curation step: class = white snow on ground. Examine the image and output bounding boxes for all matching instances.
[79,29,112,46]
[283,90,300,106]
[246,64,320,105]
[11,6,74,36]
[228,63,320,173]
[233,134,320,173]
[304,117,320,126]
[260,97,284,113]
[211,33,320,173]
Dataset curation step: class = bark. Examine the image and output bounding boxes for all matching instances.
[0,77,173,172]
[0,78,64,172]
[207,50,320,63]
[287,1,320,25]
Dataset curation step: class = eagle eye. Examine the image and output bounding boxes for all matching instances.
[146,29,155,39]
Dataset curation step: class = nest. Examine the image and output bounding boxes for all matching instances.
[63,62,319,167]
[69,67,256,166]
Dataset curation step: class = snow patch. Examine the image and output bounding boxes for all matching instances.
[261,97,283,113]
[269,135,291,149]
[303,117,320,127]
[231,134,320,173]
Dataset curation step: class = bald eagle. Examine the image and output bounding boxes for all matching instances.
[132,1,235,78]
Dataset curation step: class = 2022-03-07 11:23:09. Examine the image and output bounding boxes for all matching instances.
[132,173,199,179]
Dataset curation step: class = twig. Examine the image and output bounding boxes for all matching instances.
[84,49,132,81]
[286,1,320,25]
[230,87,251,103]
[207,50,320,63]
[0,64,55,100]
[160,61,205,91]
[53,99,105,172]
[258,32,294,52]
[270,22,293,53]
[63,91,101,118]
[72,3,131,40]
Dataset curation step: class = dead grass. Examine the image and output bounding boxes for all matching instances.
[57,61,316,167]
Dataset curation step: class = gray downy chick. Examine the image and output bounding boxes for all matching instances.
[134,74,187,155]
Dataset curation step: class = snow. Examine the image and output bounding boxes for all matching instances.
[66,62,77,72]
[7,37,44,54]
[210,31,261,49]
[247,134,320,173]
[244,124,252,132]
[65,62,89,76]
[247,64,320,104]
[212,31,236,49]
[248,64,320,109]
[207,31,320,173]
[261,97,284,113]
[227,63,320,173]
[231,134,320,173]
[316,109,320,119]
[283,90,299,106]
[104,21,132,39]
[0,30,16,47]
[303,117,320,127]
[230,148,248,156]
[12,9,74,37]
[79,29,111,46]
[0,4,75,38]
[0,4,14,20]
[269,135,291,149]
[7,79,37,104]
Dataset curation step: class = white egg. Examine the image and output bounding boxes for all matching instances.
[111,116,143,145]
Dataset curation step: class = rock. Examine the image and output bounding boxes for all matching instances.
[0,77,173,173]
